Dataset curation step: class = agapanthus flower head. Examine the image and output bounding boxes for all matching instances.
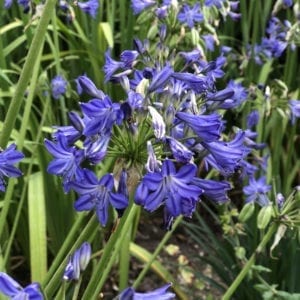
[63,242,92,281]
[118,282,175,299]
[177,3,203,28]
[0,143,24,192]
[243,176,271,206]
[51,75,67,99]
[0,272,43,299]
[77,0,99,18]
[71,169,128,226]
[135,160,203,219]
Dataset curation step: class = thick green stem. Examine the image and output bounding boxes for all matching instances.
[0,0,57,148]
[222,223,278,300]
[119,221,132,290]
[132,216,183,289]
[82,204,139,300]
[72,277,82,300]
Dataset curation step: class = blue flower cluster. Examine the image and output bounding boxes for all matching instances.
[131,0,240,23]
[43,0,271,229]
[247,13,297,64]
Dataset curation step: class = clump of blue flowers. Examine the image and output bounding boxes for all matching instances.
[44,0,265,231]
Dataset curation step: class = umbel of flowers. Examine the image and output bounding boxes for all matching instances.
[44,0,266,230]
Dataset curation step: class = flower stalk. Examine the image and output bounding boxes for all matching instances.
[81,204,139,300]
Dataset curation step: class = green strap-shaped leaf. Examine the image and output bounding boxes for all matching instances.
[98,22,114,51]
[28,171,47,282]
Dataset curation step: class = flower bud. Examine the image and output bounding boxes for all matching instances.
[257,205,273,229]
[238,202,255,222]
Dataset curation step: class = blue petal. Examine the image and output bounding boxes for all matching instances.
[109,192,128,209]
[96,203,109,226]
[165,192,181,217]
[134,183,149,206]
[0,165,22,178]
[44,139,70,157]
[0,272,21,297]
[174,181,202,200]
[47,159,69,175]
[99,174,114,190]
[144,186,165,212]
[161,160,176,176]
[74,194,95,211]
[143,173,162,191]
[70,181,96,194]
[175,164,197,182]
[23,283,43,300]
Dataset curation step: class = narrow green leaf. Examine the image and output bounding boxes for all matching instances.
[98,22,114,49]
[3,35,27,57]
[28,171,47,282]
